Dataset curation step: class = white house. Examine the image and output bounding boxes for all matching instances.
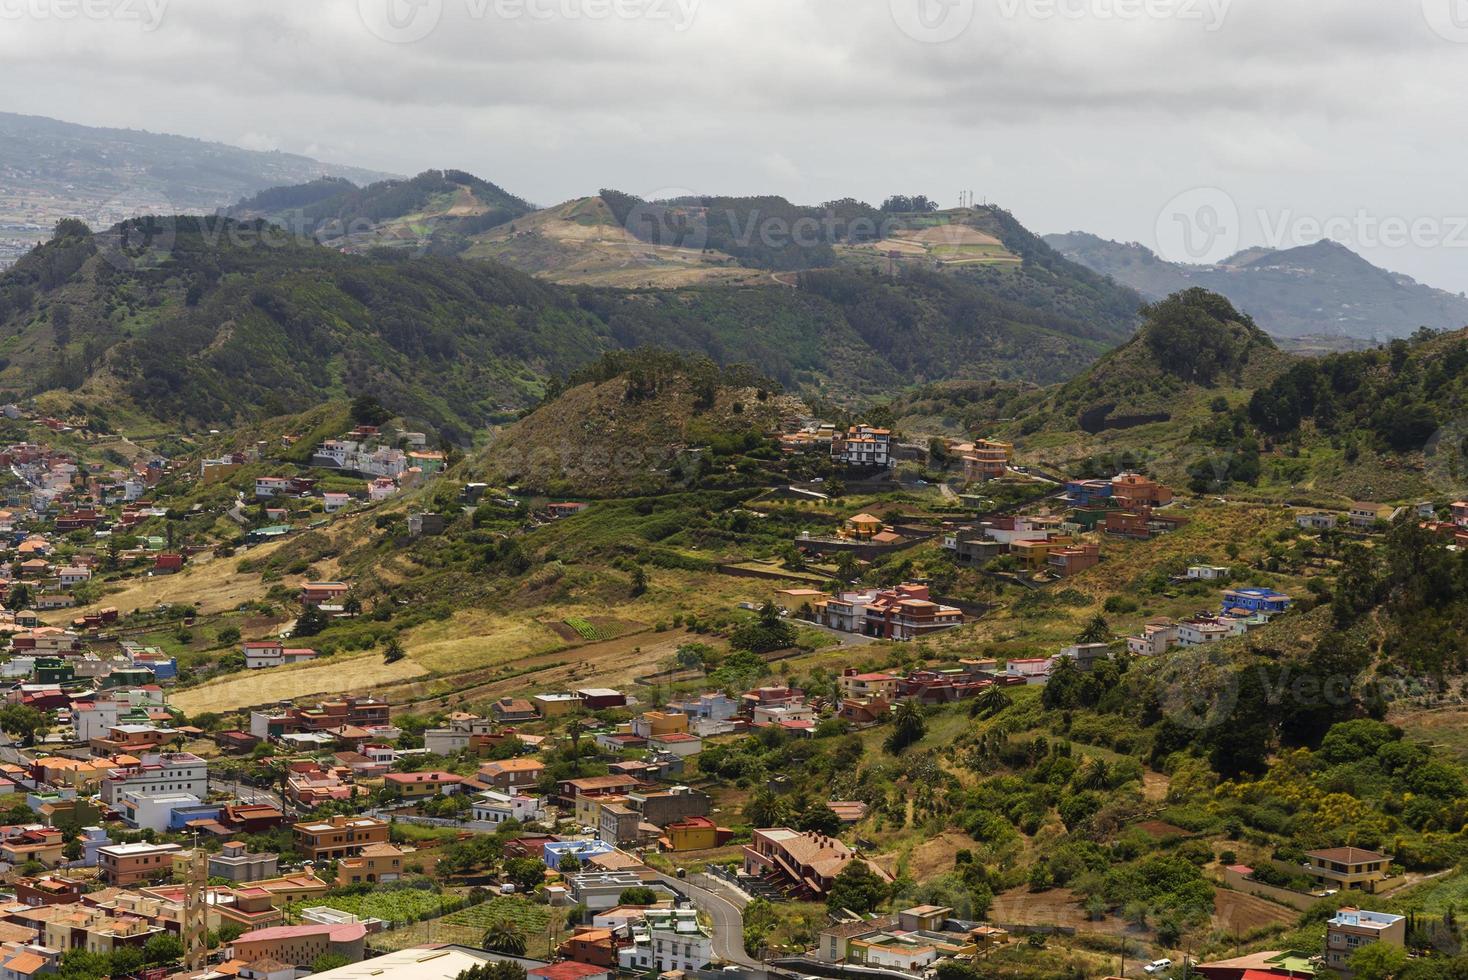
[470,790,543,826]
[57,565,91,586]
[1176,618,1232,647]
[242,641,318,669]
[73,698,122,744]
[1186,565,1230,581]
[322,493,351,514]
[1296,512,1338,531]
[618,908,712,973]
[254,476,292,498]
[99,752,209,805]
[1126,622,1177,657]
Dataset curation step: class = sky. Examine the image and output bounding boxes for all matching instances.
[4,0,1468,291]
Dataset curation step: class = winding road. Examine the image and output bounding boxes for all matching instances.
[652,870,758,967]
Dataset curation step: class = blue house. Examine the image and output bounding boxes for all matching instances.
[1222,587,1293,615]
[1065,480,1113,507]
[167,802,222,831]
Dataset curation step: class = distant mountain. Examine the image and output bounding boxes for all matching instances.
[229,169,536,255]
[0,113,394,264]
[236,177,1146,339]
[1044,231,1468,342]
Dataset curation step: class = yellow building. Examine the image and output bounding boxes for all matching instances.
[336,843,405,886]
[635,711,689,737]
[662,817,730,852]
[532,692,586,717]
[574,792,633,828]
[1010,539,1057,571]
[844,513,884,541]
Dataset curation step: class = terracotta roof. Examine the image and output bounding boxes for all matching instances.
[1306,846,1388,864]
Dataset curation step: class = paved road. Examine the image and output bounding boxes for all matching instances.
[653,871,757,967]
[207,775,283,810]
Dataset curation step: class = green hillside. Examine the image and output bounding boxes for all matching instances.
[231,169,536,256]
[0,216,1137,439]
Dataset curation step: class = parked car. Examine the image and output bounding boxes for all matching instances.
[1144,959,1172,975]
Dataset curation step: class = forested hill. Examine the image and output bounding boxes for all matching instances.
[229,169,536,255]
[1002,288,1290,437]
[1247,326,1468,454]
[0,216,1137,439]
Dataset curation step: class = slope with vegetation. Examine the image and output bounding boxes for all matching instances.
[0,216,1140,438]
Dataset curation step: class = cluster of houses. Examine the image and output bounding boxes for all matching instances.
[1200,847,1405,979]
[0,440,190,614]
[942,515,1101,579]
[817,905,1010,974]
[780,582,966,642]
[780,422,896,469]
[1125,585,1295,656]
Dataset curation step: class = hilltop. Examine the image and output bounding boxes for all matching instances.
[1004,288,1289,437]
[229,169,536,256]
[462,195,763,288]
[468,351,807,496]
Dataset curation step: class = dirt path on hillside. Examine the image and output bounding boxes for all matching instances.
[382,627,703,713]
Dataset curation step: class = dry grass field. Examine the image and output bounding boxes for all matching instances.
[169,651,428,715]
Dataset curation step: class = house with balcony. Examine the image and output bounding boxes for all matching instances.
[839,669,901,701]
[831,425,892,468]
[1305,846,1391,893]
[743,828,890,900]
[293,816,390,863]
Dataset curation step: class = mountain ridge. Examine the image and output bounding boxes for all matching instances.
[1045,230,1468,342]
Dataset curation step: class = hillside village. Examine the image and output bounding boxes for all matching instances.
[0,353,1451,980]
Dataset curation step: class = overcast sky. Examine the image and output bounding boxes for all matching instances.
[5,0,1468,291]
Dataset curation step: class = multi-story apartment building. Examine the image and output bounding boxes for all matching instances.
[98,752,208,806]
[619,908,713,973]
[831,424,892,468]
[97,842,184,886]
[292,816,390,863]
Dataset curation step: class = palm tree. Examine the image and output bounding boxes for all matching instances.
[973,684,1012,717]
[483,919,528,956]
[1076,758,1111,791]
[1076,614,1111,644]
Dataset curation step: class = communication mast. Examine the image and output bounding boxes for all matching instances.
[183,842,210,972]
